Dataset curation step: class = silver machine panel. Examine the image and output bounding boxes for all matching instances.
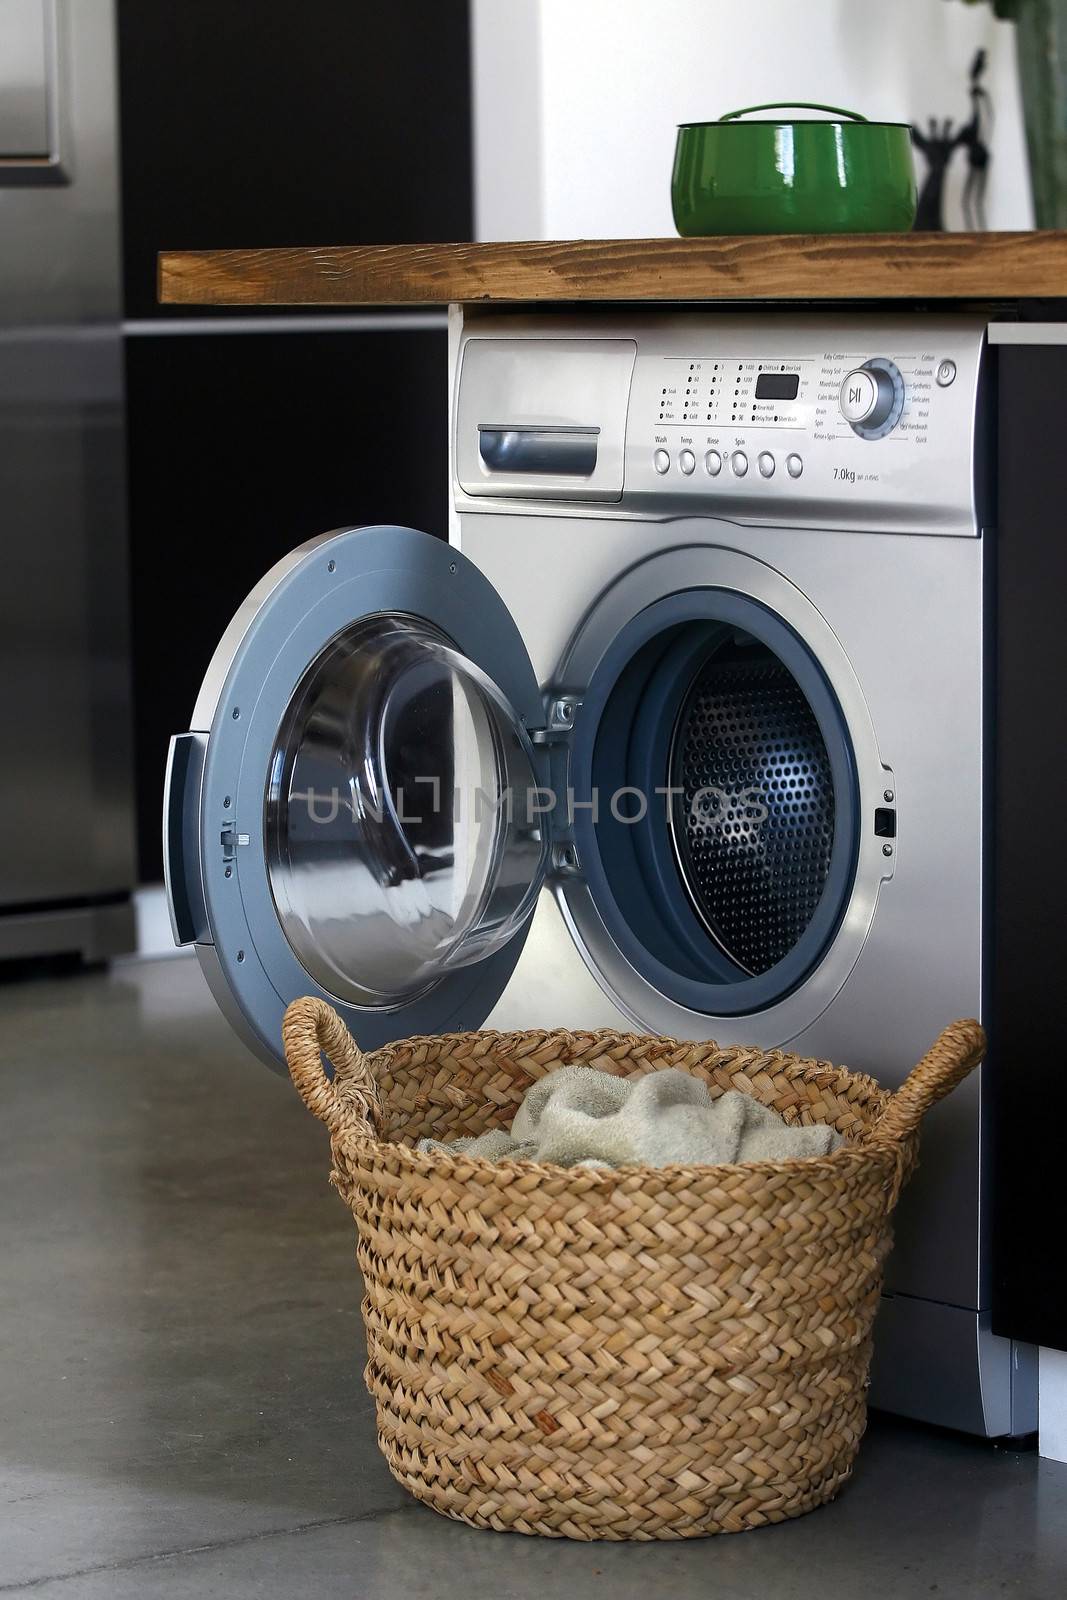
[452,310,985,534]
[0,0,135,961]
[0,0,53,160]
[449,309,1033,1440]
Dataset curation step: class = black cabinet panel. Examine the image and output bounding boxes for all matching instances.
[117,0,470,879]
[126,328,449,880]
[118,0,473,317]
[991,343,1067,1351]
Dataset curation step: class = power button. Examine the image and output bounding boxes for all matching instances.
[936,359,957,387]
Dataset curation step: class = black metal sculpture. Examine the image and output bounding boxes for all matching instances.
[912,49,993,230]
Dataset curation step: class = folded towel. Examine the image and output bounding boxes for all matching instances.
[417,1064,842,1169]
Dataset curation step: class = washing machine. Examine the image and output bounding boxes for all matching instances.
[164,310,1035,1441]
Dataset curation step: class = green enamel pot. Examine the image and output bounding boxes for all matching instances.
[672,102,917,236]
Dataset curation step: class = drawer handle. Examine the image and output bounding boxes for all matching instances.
[478,425,599,476]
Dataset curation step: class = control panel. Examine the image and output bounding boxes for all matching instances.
[453,312,987,536]
[629,316,984,534]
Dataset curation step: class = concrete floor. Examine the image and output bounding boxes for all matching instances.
[1,955,1065,1599]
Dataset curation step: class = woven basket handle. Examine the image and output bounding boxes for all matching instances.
[867,1019,987,1149]
[281,997,381,1138]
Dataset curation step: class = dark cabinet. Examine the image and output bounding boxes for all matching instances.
[118,0,473,319]
[125,324,452,881]
[117,1,472,878]
[991,339,1067,1352]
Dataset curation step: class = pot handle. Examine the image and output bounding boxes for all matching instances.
[282,996,381,1138]
[720,102,868,123]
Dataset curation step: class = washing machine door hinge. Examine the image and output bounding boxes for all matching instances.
[532,694,584,878]
[530,694,581,745]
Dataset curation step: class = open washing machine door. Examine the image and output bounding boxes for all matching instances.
[164,524,550,1068]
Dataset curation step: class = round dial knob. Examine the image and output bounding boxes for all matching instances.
[839,359,905,439]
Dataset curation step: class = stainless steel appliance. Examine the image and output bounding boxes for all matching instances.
[165,309,1034,1439]
[0,0,134,960]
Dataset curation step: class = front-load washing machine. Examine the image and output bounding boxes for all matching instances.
[164,311,1035,1441]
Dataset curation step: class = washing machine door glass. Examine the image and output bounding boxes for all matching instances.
[265,614,546,1007]
[165,524,549,1066]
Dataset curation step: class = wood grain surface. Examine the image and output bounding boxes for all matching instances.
[159,232,1067,306]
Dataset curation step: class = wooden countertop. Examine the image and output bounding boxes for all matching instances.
[158,231,1067,307]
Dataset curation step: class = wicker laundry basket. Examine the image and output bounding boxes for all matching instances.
[282,999,985,1541]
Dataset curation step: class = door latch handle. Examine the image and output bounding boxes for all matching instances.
[163,732,209,946]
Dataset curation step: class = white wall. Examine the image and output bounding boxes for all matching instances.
[472,0,1033,239]
[471,0,544,243]
[1041,1348,1067,1464]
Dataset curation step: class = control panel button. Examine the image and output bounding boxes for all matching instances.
[678,448,696,475]
[936,358,957,387]
[786,452,803,478]
[704,448,722,476]
[839,368,879,424]
[730,450,748,477]
[757,451,775,478]
[840,359,905,437]
[653,448,671,474]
